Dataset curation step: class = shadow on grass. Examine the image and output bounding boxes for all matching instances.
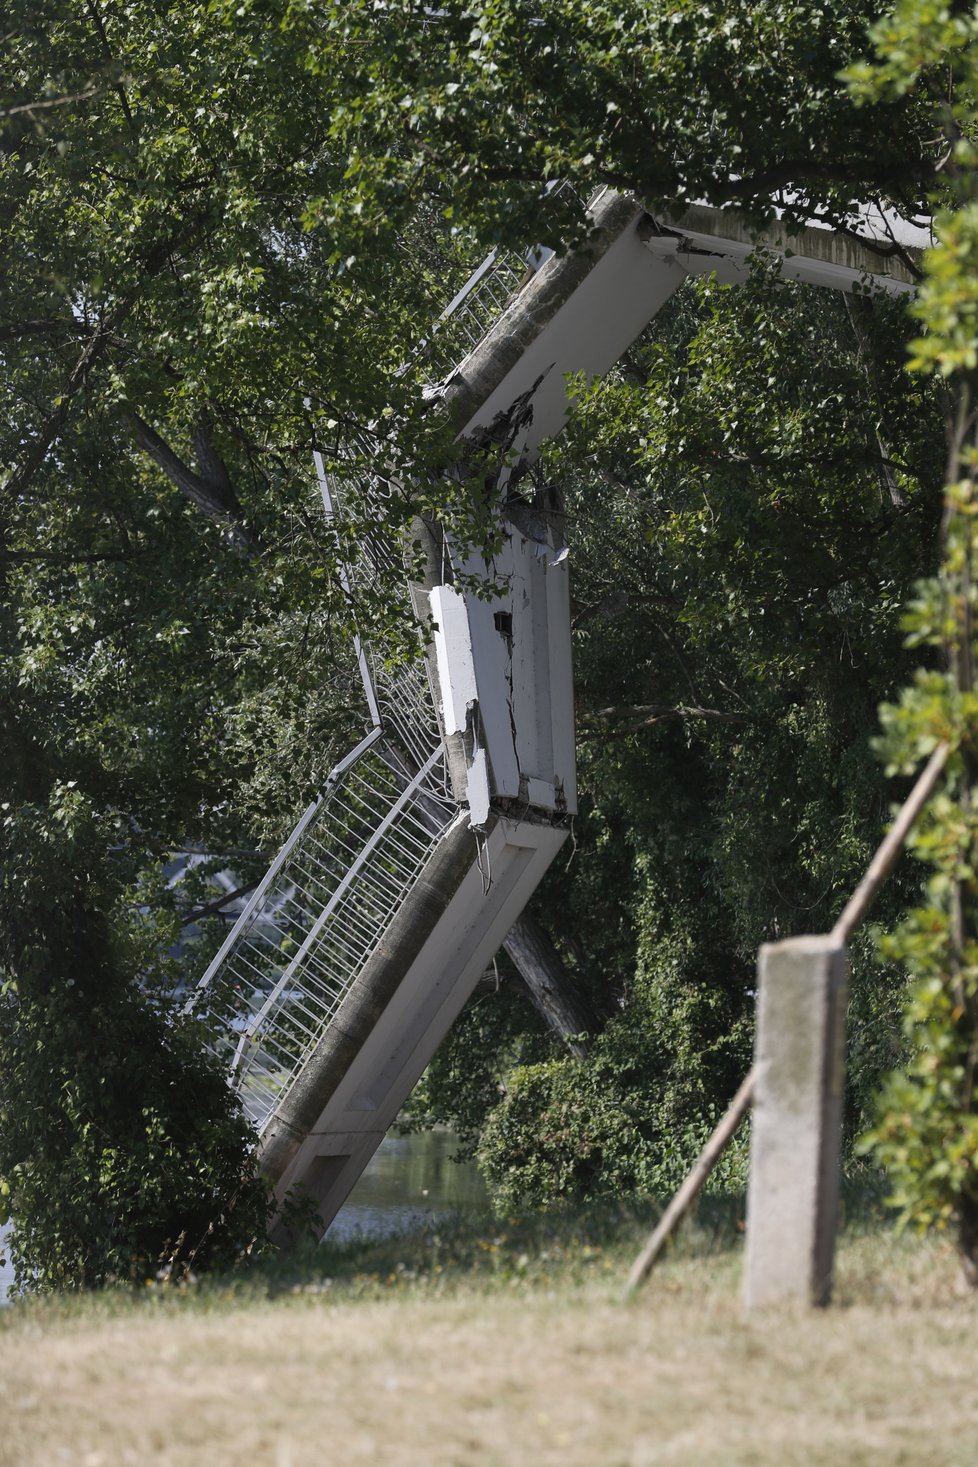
[237,1168,903,1304]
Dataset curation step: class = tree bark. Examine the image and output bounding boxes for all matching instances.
[124,411,255,549]
[503,913,596,1058]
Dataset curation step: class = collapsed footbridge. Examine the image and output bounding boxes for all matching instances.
[184,188,925,1237]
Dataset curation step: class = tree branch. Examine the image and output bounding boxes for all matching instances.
[180,880,259,928]
[503,913,598,1058]
[84,0,136,134]
[192,415,236,501]
[2,300,137,504]
[0,86,103,120]
[0,318,102,344]
[581,703,750,736]
[124,411,256,548]
[2,210,220,506]
[0,548,144,564]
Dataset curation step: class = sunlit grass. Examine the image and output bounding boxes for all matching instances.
[2,1188,975,1467]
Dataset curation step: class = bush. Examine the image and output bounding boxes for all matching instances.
[0,791,269,1291]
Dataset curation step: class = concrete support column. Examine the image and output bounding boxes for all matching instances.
[744,936,848,1310]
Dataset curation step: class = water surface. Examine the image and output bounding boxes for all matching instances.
[327,1130,487,1242]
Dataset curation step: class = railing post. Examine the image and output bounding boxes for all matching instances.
[744,935,849,1310]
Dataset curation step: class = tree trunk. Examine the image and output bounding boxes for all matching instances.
[503,913,596,1058]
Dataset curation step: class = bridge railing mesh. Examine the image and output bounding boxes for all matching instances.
[185,741,455,1131]
[317,443,454,798]
[419,247,528,386]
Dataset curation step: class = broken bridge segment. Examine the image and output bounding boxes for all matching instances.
[261,812,566,1242]
[257,192,674,1235]
[421,187,924,836]
[231,186,674,1238]
[424,187,689,832]
[192,186,925,1239]
[427,524,575,828]
[646,199,924,296]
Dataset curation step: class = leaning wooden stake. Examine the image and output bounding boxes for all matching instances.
[831,740,949,944]
[624,1068,755,1298]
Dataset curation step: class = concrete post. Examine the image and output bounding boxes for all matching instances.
[744,935,848,1310]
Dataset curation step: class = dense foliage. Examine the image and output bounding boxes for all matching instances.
[1,0,973,1282]
[0,787,270,1289]
[843,1,978,1280]
[289,0,941,248]
[0,0,380,1287]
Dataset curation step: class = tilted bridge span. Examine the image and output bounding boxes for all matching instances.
[183,189,925,1238]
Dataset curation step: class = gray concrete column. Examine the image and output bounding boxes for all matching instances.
[744,935,848,1310]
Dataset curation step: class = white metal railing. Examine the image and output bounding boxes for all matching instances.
[186,440,455,1136]
[409,180,585,387]
[185,741,455,1130]
[375,653,447,784]
[419,247,529,386]
[315,443,452,796]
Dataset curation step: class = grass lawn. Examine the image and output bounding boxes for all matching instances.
[1,1195,976,1467]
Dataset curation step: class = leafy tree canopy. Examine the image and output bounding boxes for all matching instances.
[0,0,967,1278]
[289,0,941,250]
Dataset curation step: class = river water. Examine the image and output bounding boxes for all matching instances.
[0,1131,485,1302]
[325,1129,488,1242]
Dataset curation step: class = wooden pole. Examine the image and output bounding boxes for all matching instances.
[624,1068,755,1298]
[831,741,950,945]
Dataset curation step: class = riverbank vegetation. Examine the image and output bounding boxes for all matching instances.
[1,1200,975,1467]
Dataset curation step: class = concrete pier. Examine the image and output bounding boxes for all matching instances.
[744,935,848,1309]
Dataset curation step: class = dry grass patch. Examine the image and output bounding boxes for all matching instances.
[1,1213,976,1467]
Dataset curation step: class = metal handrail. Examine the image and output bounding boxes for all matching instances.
[235,745,445,1061]
[192,740,456,1131]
